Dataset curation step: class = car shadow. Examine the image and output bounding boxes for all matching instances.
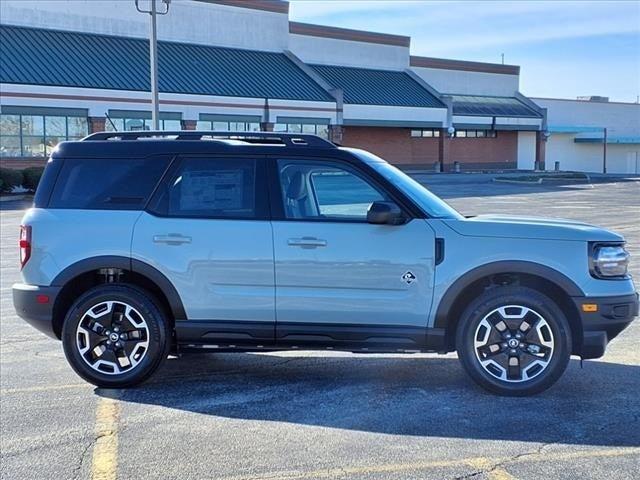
[95,353,640,447]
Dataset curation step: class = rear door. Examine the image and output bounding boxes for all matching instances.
[132,155,275,344]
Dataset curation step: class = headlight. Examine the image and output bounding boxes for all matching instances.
[590,243,630,278]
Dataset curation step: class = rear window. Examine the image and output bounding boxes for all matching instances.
[49,157,170,210]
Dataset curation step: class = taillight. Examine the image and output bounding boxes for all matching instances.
[20,225,31,269]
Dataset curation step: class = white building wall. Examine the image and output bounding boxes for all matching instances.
[533,98,640,137]
[343,104,446,125]
[533,98,640,174]
[289,34,409,70]
[0,84,337,124]
[0,0,289,51]
[544,133,640,174]
[517,132,536,170]
[411,67,519,96]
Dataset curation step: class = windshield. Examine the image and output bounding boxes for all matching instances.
[349,149,464,220]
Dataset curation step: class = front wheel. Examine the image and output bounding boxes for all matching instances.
[62,284,171,388]
[456,286,571,396]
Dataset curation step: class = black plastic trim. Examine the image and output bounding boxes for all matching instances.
[12,283,61,339]
[277,322,446,352]
[50,256,186,320]
[131,259,187,320]
[573,292,638,359]
[175,320,447,353]
[434,261,585,329]
[435,238,445,266]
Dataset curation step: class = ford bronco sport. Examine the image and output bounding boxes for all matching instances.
[13,131,638,396]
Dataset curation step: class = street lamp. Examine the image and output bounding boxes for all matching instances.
[135,0,171,131]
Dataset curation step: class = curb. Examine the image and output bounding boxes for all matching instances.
[492,178,542,185]
[492,174,591,185]
[0,194,32,202]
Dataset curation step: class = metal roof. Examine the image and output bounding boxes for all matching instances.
[450,95,542,118]
[311,64,445,108]
[0,25,333,102]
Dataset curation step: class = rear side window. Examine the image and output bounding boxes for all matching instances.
[49,157,170,210]
[148,157,268,219]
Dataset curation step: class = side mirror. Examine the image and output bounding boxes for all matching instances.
[367,201,406,225]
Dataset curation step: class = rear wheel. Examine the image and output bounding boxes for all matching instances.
[62,284,170,388]
[456,286,571,396]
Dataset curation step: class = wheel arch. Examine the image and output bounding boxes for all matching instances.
[435,261,585,353]
[50,256,186,339]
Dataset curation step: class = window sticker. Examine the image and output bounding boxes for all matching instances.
[180,169,244,211]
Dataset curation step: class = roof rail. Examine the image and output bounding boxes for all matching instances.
[82,130,336,148]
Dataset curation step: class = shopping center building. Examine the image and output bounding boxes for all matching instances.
[1,0,638,173]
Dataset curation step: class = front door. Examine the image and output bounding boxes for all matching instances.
[132,155,275,344]
[270,158,436,348]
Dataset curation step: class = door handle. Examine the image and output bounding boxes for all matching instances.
[287,237,327,248]
[153,234,192,245]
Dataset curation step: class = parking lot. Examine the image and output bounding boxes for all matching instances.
[1,176,639,480]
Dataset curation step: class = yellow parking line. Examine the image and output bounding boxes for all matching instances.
[91,395,120,480]
[489,467,518,480]
[222,447,640,480]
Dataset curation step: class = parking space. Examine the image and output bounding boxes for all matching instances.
[1,177,639,480]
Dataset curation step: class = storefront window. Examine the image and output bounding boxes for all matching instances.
[411,129,440,138]
[454,129,497,138]
[0,112,88,158]
[196,120,261,132]
[274,122,330,139]
[105,117,182,132]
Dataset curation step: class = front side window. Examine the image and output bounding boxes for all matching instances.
[150,157,266,219]
[278,159,387,221]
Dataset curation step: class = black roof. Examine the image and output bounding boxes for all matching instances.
[51,131,348,160]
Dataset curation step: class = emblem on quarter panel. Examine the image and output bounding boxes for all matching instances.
[401,271,417,285]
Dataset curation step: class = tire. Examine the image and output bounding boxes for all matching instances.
[62,284,171,388]
[455,286,571,396]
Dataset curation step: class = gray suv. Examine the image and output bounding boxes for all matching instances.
[13,131,638,396]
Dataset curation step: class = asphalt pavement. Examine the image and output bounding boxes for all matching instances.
[1,176,639,480]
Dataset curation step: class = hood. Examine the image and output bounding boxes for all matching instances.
[443,214,624,242]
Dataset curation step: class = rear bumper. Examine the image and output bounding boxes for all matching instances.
[12,283,61,339]
[572,292,639,359]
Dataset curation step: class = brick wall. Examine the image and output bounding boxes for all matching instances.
[1,157,47,169]
[340,126,518,169]
[447,131,518,171]
[341,127,440,166]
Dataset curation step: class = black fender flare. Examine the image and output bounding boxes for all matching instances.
[433,260,585,329]
[51,255,186,320]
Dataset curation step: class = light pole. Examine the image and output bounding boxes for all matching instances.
[603,127,608,174]
[135,0,170,130]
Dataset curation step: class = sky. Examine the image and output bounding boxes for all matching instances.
[288,0,640,102]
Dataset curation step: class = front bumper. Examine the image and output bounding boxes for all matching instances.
[12,283,62,339]
[572,292,639,359]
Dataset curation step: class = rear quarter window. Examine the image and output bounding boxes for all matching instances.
[49,157,170,210]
